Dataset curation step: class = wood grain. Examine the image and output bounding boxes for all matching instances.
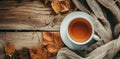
[0,1,66,31]
[0,32,42,50]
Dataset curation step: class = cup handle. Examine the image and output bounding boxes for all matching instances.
[93,34,100,41]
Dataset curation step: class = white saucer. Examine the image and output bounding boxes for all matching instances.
[60,11,88,50]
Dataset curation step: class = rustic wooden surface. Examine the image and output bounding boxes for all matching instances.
[0,1,66,31]
[0,32,42,50]
[0,0,120,59]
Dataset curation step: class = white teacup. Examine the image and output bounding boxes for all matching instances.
[60,11,100,50]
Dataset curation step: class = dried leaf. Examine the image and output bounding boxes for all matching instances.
[5,42,15,57]
[60,0,71,12]
[47,45,59,54]
[30,47,42,59]
[43,32,54,45]
[43,39,53,45]
[43,32,53,42]
[30,47,50,59]
[43,48,51,59]
[51,0,61,13]
[42,32,64,54]
[52,32,64,47]
[51,0,71,13]
[60,3,69,12]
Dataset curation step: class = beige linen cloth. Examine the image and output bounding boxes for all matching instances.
[57,0,120,58]
[57,35,120,59]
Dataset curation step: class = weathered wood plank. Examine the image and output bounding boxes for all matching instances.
[0,1,18,7]
[0,14,64,30]
[0,32,42,50]
[0,1,45,7]
[0,1,66,31]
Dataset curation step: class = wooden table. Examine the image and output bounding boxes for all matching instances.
[0,1,66,31]
[0,0,66,49]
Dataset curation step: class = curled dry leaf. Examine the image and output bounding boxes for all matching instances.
[43,39,53,46]
[30,47,50,59]
[47,45,60,54]
[53,32,64,48]
[5,42,15,57]
[60,0,70,12]
[42,48,51,59]
[51,0,71,13]
[30,47,42,59]
[51,0,61,13]
[42,32,54,45]
[43,32,53,42]
[42,32,64,54]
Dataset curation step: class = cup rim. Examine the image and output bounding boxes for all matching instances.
[66,12,94,45]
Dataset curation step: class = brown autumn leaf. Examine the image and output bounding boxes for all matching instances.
[30,47,42,59]
[51,0,71,13]
[5,42,15,57]
[47,44,60,54]
[52,32,64,47]
[30,47,50,59]
[42,32,64,54]
[42,48,51,59]
[43,39,53,45]
[43,32,53,42]
[51,0,61,13]
[43,32,54,45]
[60,0,71,12]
